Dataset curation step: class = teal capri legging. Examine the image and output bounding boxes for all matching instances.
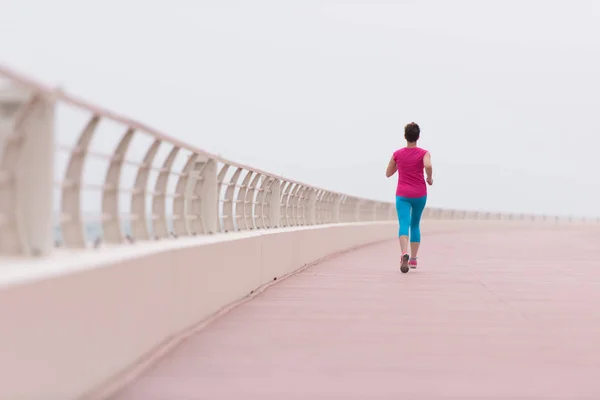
[396,195,427,242]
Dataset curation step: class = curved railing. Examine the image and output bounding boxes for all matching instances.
[0,65,399,257]
[0,64,597,257]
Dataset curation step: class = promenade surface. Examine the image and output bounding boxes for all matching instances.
[113,221,600,399]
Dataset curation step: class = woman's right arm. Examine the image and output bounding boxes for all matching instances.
[423,152,433,185]
[386,156,397,178]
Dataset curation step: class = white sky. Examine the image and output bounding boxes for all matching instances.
[2,0,600,217]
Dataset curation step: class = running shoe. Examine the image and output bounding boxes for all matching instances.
[400,253,410,273]
[409,258,418,269]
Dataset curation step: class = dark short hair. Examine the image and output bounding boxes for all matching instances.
[404,122,420,142]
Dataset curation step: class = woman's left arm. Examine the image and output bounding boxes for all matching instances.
[386,157,397,177]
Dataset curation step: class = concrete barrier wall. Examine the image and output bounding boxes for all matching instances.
[0,221,396,400]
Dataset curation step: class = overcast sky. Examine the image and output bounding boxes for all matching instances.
[1,0,600,217]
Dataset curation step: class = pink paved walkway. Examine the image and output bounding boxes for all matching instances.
[113,222,600,399]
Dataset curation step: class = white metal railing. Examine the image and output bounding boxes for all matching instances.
[0,65,597,257]
[0,65,400,257]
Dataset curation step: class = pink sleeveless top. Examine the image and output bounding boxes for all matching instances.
[393,147,428,198]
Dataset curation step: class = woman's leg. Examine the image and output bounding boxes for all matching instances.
[395,196,411,256]
[409,195,427,259]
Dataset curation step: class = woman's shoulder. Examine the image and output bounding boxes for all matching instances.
[394,147,429,154]
[393,147,429,160]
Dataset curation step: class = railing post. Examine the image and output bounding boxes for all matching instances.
[314,190,322,224]
[332,194,342,223]
[0,85,55,256]
[289,184,301,226]
[342,197,349,223]
[103,128,134,244]
[130,140,159,241]
[190,157,218,234]
[307,189,317,225]
[269,179,281,228]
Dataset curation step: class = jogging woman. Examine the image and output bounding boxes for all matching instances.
[385,122,433,273]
